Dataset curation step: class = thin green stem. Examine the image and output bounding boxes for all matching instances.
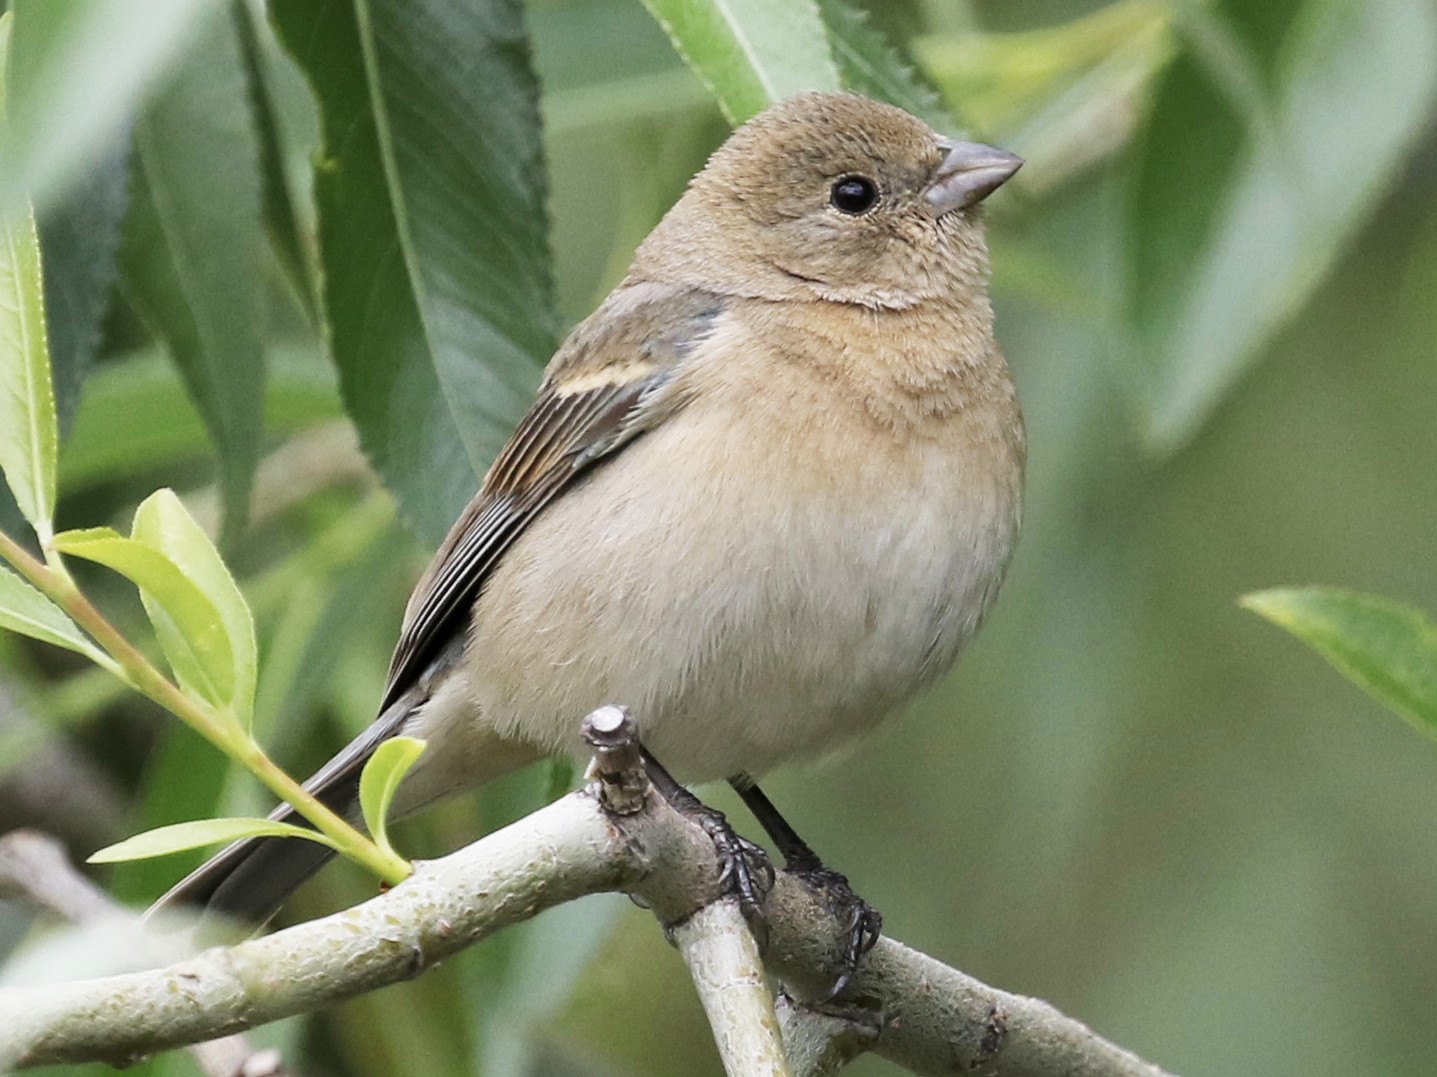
[0,530,125,682]
[0,527,409,885]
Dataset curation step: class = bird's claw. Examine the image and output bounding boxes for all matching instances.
[638,751,773,933]
[787,863,882,999]
[694,809,774,923]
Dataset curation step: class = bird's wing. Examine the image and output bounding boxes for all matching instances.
[379,284,726,712]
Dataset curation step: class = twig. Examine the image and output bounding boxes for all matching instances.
[0,527,410,888]
[761,878,1173,1076]
[0,680,126,853]
[0,829,112,924]
[776,993,879,1077]
[0,829,295,1077]
[590,705,789,1073]
[189,1039,288,1077]
[673,899,790,1076]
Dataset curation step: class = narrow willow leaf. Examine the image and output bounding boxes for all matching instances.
[914,0,1174,190]
[0,207,56,541]
[359,737,426,859]
[53,526,236,715]
[1,0,214,221]
[1242,588,1437,736]
[270,0,554,544]
[234,0,317,319]
[816,0,950,130]
[0,15,58,542]
[1132,0,1437,452]
[133,489,257,725]
[88,816,333,864]
[0,563,105,663]
[121,5,266,541]
[37,146,128,437]
[639,0,841,123]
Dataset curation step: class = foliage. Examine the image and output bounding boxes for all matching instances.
[0,10,409,892]
[0,0,1435,1075]
[1244,588,1437,739]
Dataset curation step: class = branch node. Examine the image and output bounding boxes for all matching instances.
[581,705,648,815]
[980,1003,1009,1060]
[775,991,880,1076]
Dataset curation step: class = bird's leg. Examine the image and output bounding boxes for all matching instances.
[641,750,774,922]
[729,774,882,998]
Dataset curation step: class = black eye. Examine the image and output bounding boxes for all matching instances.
[830,175,878,215]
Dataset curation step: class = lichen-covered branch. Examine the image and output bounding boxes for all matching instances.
[0,711,1179,1077]
[674,898,790,1076]
[777,993,879,1077]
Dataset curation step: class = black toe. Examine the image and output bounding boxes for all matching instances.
[787,863,882,998]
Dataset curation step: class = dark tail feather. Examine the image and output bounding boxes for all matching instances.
[152,824,341,926]
[148,689,425,926]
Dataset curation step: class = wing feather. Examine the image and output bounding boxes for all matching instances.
[379,286,724,711]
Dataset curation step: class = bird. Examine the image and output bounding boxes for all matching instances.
[153,91,1026,968]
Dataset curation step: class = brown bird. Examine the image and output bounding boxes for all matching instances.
[156,91,1025,974]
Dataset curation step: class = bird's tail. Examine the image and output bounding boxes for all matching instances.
[148,685,544,926]
[148,688,425,927]
[151,810,343,926]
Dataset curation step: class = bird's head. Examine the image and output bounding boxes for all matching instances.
[632,92,1022,310]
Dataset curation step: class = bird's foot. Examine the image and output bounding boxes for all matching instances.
[684,800,775,922]
[641,752,774,922]
[786,860,882,999]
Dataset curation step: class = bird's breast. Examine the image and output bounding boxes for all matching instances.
[463,319,1023,782]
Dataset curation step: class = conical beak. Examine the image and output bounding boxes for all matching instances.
[924,139,1023,216]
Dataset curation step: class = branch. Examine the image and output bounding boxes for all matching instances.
[0,830,296,1077]
[776,993,879,1077]
[674,898,790,1075]
[0,714,1178,1077]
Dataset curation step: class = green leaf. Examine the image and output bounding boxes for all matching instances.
[2,0,217,222]
[37,146,128,437]
[359,736,426,860]
[233,0,318,319]
[1242,588,1437,736]
[132,489,257,726]
[639,0,841,124]
[120,5,266,542]
[816,0,949,131]
[914,0,1175,190]
[0,15,58,543]
[270,0,555,545]
[0,562,105,662]
[88,815,333,864]
[0,205,56,543]
[53,525,236,716]
[1128,0,1437,453]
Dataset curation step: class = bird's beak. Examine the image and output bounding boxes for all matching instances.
[924,139,1024,216]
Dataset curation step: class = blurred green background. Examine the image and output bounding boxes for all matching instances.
[1,0,1436,1074]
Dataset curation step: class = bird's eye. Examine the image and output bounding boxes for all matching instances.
[830,175,878,215]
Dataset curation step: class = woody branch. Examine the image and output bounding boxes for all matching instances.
[0,709,1175,1077]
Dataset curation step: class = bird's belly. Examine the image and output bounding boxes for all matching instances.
[462,399,1019,782]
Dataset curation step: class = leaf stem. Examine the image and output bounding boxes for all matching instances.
[0,527,409,885]
[0,530,125,681]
